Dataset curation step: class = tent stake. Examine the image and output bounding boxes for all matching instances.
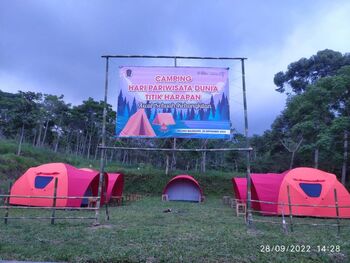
[51,178,58,225]
[334,189,340,235]
[287,185,294,232]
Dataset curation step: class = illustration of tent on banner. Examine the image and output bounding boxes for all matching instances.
[163,175,203,202]
[120,109,156,137]
[232,167,350,218]
[9,163,107,207]
[152,113,176,131]
[79,168,124,204]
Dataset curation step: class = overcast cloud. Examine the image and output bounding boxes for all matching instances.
[1,0,349,135]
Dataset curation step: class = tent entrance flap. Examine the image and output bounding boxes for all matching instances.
[82,187,93,206]
[166,180,201,202]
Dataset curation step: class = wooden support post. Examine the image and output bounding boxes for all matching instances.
[281,203,288,234]
[51,178,58,225]
[4,182,12,224]
[95,56,109,226]
[287,185,293,232]
[334,189,340,235]
[104,177,110,221]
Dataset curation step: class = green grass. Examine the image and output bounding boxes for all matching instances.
[1,139,348,262]
[0,197,349,263]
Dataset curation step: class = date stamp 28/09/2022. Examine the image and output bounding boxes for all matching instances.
[259,244,341,253]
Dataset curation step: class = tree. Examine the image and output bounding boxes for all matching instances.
[274,49,350,94]
[14,92,42,155]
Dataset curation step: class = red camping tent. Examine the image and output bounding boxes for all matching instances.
[10,163,105,207]
[163,175,203,202]
[232,177,247,202]
[232,168,350,218]
[106,173,124,202]
[231,174,283,213]
[152,113,176,126]
[120,109,156,137]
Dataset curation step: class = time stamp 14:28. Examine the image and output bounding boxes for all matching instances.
[260,245,341,253]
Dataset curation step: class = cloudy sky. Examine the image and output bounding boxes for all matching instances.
[1,0,350,135]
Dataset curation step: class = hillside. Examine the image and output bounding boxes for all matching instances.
[0,139,241,195]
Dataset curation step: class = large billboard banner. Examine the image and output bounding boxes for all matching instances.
[116,66,231,139]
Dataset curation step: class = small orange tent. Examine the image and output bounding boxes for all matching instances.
[10,163,105,207]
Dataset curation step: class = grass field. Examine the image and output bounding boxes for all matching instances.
[1,197,349,263]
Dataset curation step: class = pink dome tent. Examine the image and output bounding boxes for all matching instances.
[163,175,203,202]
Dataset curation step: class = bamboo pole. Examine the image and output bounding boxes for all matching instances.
[101,55,246,60]
[334,189,340,235]
[0,206,98,210]
[0,194,99,200]
[104,177,110,221]
[51,178,58,225]
[287,185,294,232]
[4,182,12,224]
[281,203,288,234]
[98,146,252,152]
[2,217,96,220]
[96,56,109,226]
[240,58,253,227]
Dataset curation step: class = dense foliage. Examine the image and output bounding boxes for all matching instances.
[274,49,350,94]
[0,91,246,174]
[253,50,349,185]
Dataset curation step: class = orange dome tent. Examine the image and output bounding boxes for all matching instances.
[232,167,350,218]
[278,168,350,218]
[10,163,106,207]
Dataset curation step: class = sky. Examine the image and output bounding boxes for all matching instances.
[1,0,350,135]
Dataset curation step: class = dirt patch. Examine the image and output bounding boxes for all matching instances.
[89,224,114,230]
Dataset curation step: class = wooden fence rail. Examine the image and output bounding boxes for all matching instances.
[0,179,100,225]
[224,186,350,235]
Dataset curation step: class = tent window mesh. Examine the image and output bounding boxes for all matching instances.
[299,183,322,197]
[35,176,54,189]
